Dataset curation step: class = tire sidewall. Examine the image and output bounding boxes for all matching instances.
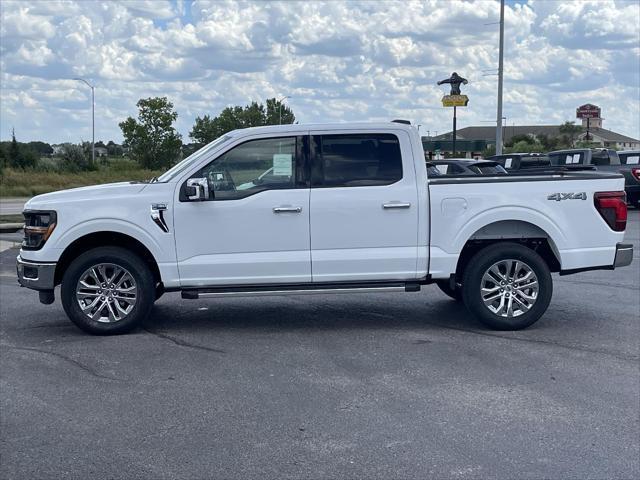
[61,247,154,335]
[462,243,552,330]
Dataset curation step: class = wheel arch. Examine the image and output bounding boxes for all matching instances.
[453,220,562,281]
[54,231,162,286]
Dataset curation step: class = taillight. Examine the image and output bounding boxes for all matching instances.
[632,168,640,181]
[594,191,627,232]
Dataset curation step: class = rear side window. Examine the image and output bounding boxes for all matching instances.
[521,156,550,167]
[312,133,402,187]
[620,153,640,165]
[469,164,507,175]
[591,151,612,166]
[435,163,465,175]
[550,152,584,165]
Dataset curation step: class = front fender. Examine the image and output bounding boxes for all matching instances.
[52,218,165,261]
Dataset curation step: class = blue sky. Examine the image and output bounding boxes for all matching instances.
[1,0,639,144]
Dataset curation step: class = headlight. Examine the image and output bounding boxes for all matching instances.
[22,210,57,250]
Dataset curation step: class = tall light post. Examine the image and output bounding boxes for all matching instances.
[74,77,95,167]
[278,95,290,125]
[495,0,505,155]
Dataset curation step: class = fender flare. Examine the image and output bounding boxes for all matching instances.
[452,206,566,255]
[53,218,164,264]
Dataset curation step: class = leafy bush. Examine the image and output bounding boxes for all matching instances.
[60,144,95,172]
[35,157,62,173]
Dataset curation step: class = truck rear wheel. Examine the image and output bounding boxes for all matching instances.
[61,246,155,335]
[461,242,552,330]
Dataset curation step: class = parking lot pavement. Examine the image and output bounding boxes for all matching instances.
[1,214,638,480]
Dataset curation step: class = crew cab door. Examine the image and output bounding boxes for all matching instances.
[309,130,419,282]
[173,135,311,286]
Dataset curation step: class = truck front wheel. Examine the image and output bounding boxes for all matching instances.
[461,242,552,330]
[436,280,462,301]
[61,246,155,335]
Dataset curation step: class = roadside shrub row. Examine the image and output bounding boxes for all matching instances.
[0,164,163,197]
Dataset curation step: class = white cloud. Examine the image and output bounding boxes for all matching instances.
[0,0,638,144]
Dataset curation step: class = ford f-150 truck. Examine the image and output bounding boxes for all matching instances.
[17,122,633,335]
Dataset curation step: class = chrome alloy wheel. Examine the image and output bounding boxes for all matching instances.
[75,263,137,323]
[480,259,539,318]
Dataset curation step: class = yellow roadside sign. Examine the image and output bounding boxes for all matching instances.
[442,95,469,107]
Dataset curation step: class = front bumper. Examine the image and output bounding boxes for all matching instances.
[16,255,56,291]
[614,243,633,268]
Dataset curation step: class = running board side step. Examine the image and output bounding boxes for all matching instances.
[181,281,421,299]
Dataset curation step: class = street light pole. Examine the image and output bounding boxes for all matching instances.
[74,78,95,167]
[495,0,505,155]
[278,95,290,125]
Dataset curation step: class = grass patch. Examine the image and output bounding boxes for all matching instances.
[0,165,163,197]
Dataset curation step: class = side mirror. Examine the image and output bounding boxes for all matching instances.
[185,177,210,201]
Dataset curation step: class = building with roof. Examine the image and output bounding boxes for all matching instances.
[423,105,639,158]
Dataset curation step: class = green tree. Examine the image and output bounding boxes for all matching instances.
[505,140,545,154]
[8,129,37,169]
[106,140,123,156]
[27,141,53,156]
[190,98,296,145]
[0,147,6,177]
[505,134,535,148]
[119,97,182,169]
[558,121,583,148]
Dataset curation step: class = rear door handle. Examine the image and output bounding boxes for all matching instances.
[273,206,302,213]
[382,202,411,209]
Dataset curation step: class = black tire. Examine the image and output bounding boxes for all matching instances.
[61,246,155,335]
[436,280,462,301]
[461,242,552,330]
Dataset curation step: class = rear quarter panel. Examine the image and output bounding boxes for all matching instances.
[427,175,626,278]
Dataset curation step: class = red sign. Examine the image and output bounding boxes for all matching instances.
[576,104,601,119]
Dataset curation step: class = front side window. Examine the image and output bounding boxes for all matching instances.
[312,133,402,187]
[196,137,300,200]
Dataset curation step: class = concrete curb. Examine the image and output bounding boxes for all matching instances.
[0,223,24,233]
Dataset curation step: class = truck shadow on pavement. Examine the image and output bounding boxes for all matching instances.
[143,293,498,335]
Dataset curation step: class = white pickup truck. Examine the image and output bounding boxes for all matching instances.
[17,122,633,335]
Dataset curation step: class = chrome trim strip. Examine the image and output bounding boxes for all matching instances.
[383,202,411,209]
[150,203,169,233]
[16,255,56,290]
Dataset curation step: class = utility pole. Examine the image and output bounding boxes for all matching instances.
[495,0,505,155]
[74,78,95,167]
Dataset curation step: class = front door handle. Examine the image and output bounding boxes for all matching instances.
[273,206,302,213]
[382,202,411,209]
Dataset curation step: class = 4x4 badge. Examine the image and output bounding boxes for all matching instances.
[547,192,587,201]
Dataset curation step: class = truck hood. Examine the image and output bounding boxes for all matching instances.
[24,182,148,210]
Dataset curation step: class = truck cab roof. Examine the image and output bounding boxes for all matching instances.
[226,121,418,138]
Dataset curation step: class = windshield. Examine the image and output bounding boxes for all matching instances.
[156,135,233,182]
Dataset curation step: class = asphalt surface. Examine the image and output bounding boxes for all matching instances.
[1,214,638,479]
